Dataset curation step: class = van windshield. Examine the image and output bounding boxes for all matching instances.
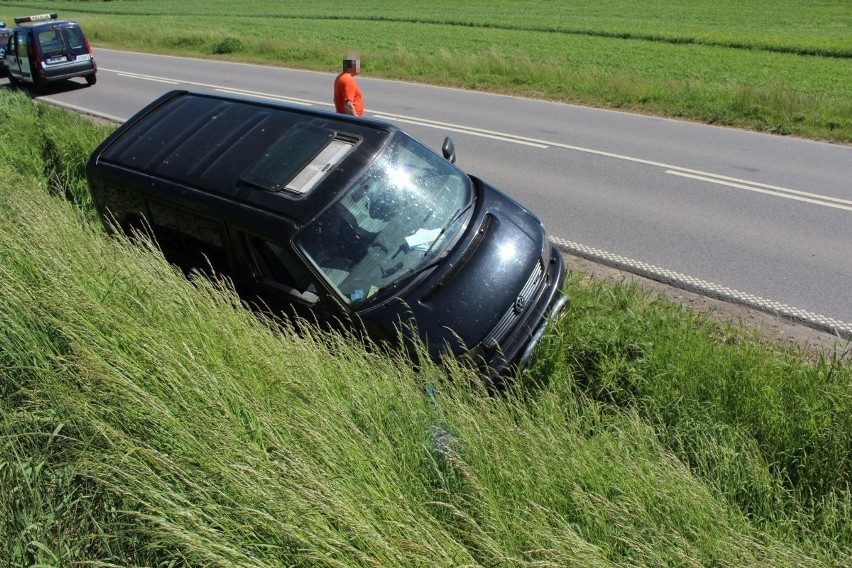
[297,132,473,307]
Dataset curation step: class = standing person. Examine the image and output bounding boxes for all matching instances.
[334,57,364,117]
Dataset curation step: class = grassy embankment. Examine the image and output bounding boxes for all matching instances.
[1,0,851,142]
[1,88,850,564]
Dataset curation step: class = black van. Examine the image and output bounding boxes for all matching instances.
[86,90,567,380]
[2,13,96,89]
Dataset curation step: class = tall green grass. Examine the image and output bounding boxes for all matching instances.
[1,92,850,565]
[2,0,850,142]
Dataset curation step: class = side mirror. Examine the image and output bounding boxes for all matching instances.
[0,48,5,59]
[441,136,456,164]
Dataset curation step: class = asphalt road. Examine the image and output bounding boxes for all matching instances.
[15,48,852,336]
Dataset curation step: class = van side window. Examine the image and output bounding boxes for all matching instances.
[147,201,231,277]
[90,184,148,238]
[246,236,319,305]
[14,32,25,56]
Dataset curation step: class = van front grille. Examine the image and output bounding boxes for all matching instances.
[482,259,544,350]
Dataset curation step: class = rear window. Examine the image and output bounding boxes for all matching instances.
[37,25,86,55]
[63,26,86,50]
[37,28,64,55]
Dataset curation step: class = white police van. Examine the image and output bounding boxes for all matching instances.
[1,13,96,89]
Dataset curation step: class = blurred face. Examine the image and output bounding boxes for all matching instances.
[351,59,360,75]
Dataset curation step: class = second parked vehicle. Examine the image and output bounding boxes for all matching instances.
[0,23,12,76]
[2,13,96,89]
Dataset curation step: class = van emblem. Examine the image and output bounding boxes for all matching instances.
[513,295,526,314]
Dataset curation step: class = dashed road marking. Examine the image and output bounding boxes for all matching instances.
[213,88,314,106]
[369,112,550,148]
[115,72,179,85]
[666,170,852,212]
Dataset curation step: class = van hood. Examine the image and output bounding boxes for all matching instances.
[361,178,548,358]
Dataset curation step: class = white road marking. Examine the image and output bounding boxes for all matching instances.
[667,170,852,212]
[213,88,314,106]
[666,170,852,205]
[369,110,552,147]
[116,72,179,85]
[371,114,549,148]
[105,68,323,106]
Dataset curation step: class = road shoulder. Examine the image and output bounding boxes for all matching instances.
[560,251,850,360]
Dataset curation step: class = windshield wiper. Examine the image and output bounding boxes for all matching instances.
[367,197,477,300]
[420,198,476,260]
[371,253,447,300]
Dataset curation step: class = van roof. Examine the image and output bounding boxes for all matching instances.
[94,90,398,224]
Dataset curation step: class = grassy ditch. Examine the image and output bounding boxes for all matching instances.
[1,91,850,565]
[1,0,851,143]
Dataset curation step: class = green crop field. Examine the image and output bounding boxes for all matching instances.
[1,88,850,565]
[2,0,851,142]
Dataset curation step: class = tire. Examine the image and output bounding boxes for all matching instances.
[85,73,97,86]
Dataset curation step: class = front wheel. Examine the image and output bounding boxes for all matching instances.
[85,74,97,86]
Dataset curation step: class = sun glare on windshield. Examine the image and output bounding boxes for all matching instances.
[387,166,413,190]
[298,133,473,307]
